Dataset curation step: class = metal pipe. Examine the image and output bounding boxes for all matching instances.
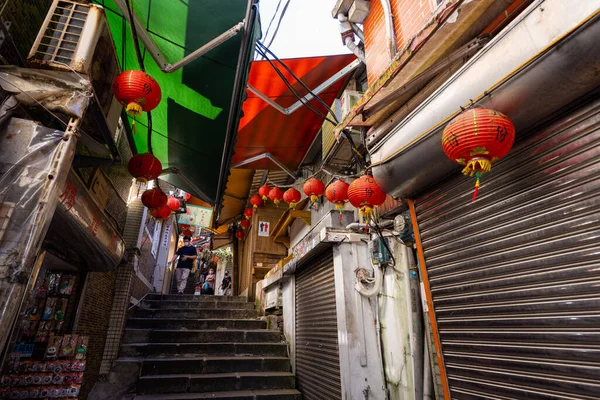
[423,334,434,400]
[379,0,397,59]
[231,152,297,179]
[246,59,362,115]
[346,220,394,230]
[351,22,365,42]
[345,36,366,63]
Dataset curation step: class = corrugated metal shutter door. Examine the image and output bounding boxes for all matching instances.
[295,249,342,399]
[414,101,600,399]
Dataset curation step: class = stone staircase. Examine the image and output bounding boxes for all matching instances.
[117,294,301,399]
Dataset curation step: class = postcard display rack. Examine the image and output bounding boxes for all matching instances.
[0,271,87,399]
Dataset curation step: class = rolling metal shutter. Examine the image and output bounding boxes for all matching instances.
[414,100,600,399]
[295,249,342,399]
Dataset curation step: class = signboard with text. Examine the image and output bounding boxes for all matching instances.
[177,205,213,228]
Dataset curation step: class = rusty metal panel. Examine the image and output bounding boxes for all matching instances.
[414,99,600,399]
[295,249,342,399]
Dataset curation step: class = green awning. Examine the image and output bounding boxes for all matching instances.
[95,0,259,203]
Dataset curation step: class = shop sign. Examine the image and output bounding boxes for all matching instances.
[11,343,34,358]
[89,168,110,210]
[178,205,213,228]
[258,221,270,237]
[161,222,172,248]
[151,220,162,257]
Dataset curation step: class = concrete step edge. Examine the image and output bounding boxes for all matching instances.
[121,342,286,347]
[134,389,301,400]
[116,356,290,362]
[139,372,295,379]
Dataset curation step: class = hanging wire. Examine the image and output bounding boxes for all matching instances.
[263,0,292,50]
[261,0,283,57]
[125,0,154,155]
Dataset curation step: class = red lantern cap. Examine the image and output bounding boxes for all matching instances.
[258,185,271,201]
[113,70,162,117]
[127,153,162,182]
[442,108,515,176]
[166,196,180,212]
[303,178,325,203]
[283,188,302,209]
[150,204,171,219]
[240,219,251,229]
[250,194,263,209]
[268,187,284,206]
[235,230,245,240]
[348,175,386,220]
[141,188,167,209]
[243,208,253,220]
[326,180,349,211]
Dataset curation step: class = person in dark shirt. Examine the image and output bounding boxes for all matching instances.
[168,236,198,294]
[221,270,232,296]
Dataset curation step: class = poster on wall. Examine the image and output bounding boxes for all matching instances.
[258,221,270,237]
[178,205,213,228]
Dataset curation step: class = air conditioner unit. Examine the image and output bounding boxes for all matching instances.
[28,0,122,143]
[264,286,282,311]
[341,90,363,119]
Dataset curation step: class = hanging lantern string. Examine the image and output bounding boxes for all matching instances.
[472,171,483,202]
[125,0,154,154]
[266,166,362,189]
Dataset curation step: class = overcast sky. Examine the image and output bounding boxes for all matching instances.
[257,0,351,59]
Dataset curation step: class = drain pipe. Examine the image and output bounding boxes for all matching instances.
[338,13,366,63]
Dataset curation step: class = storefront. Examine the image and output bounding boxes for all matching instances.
[0,169,125,399]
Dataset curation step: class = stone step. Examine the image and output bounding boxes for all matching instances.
[126,318,266,330]
[146,294,247,302]
[141,299,255,310]
[122,329,282,344]
[133,308,258,320]
[137,372,295,394]
[134,389,302,400]
[116,356,291,375]
[120,342,288,358]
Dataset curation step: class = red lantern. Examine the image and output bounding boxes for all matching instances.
[348,175,386,223]
[150,205,171,220]
[166,196,180,212]
[442,108,515,201]
[235,230,245,240]
[243,207,253,220]
[268,187,284,207]
[240,219,250,229]
[180,224,190,230]
[326,180,349,221]
[113,70,162,117]
[185,192,192,201]
[183,229,192,236]
[303,177,325,204]
[283,188,302,209]
[212,256,219,263]
[127,153,162,182]
[250,194,263,209]
[141,188,167,209]
[258,185,271,201]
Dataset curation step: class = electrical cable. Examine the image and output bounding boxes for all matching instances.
[264,0,291,49]
[257,41,339,123]
[254,44,338,126]
[125,0,153,155]
[371,220,396,268]
[262,0,283,56]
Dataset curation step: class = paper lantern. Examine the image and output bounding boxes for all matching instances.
[127,153,162,182]
[240,219,250,229]
[243,207,253,220]
[268,187,285,206]
[182,229,192,236]
[258,185,271,201]
[442,108,515,201]
[283,188,302,209]
[303,178,325,208]
[166,196,180,212]
[250,194,263,209]
[348,175,386,222]
[185,192,191,201]
[141,188,167,209]
[150,205,171,219]
[113,70,162,117]
[235,230,245,240]
[326,180,349,221]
